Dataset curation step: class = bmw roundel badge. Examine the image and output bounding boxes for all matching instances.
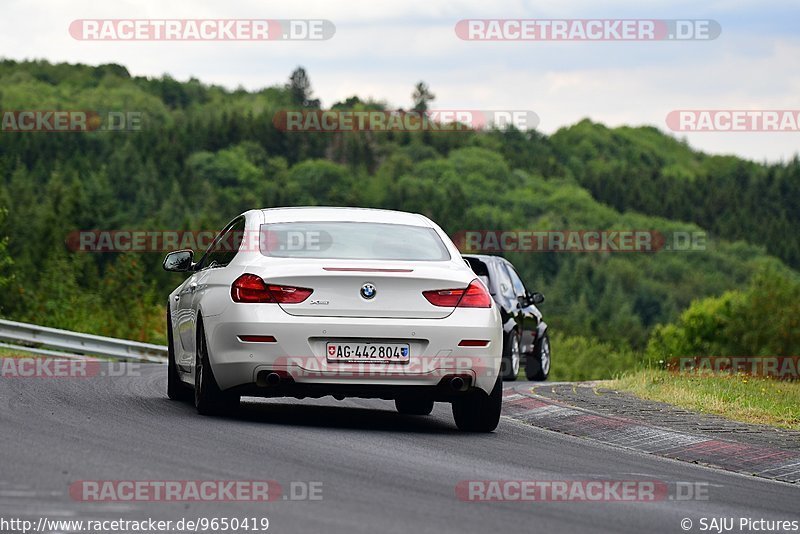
[360,283,377,300]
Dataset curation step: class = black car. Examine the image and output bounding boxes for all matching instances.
[463,254,550,382]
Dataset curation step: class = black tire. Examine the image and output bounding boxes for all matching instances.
[395,397,434,415]
[500,330,521,381]
[166,307,191,401]
[452,374,502,432]
[194,321,239,416]
[525,332,551,381]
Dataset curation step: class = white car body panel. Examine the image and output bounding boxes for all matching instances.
[168,207,502,397]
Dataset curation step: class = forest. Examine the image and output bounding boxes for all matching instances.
[1,59,797,379]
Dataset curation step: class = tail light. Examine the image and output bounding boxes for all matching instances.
[231,274,313,304]
[423,279,492,308]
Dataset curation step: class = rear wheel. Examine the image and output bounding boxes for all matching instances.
[166,308,191,401]
[452,375,502,432]
[395,397,434,415]
[525,332,551,381]
[500,330,521,381]
[194,321,239,416]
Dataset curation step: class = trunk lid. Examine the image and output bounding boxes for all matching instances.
[252,259,473,319]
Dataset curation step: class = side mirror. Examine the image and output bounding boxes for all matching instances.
[530,292,545,305]
[163,250,194,272]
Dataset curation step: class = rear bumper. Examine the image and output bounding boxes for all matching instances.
[202,303,502,396]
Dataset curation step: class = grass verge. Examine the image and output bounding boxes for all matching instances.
[0,346,48,358]
[608,369,800,430]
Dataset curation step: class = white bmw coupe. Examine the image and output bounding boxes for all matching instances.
[163,207,503,431]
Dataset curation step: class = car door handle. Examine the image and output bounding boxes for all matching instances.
[174,295,180,302]
[189,282,198,292]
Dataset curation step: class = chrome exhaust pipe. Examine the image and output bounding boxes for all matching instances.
[265,372,281,386]
[450,376,466,391]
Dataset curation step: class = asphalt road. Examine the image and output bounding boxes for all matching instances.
[0,363,797,534]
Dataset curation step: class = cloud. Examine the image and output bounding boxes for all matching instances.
[1,0,797,161]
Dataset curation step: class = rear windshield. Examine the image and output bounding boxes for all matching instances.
[259,221,451,261]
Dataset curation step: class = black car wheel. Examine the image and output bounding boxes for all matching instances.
[194,321,239,415]
[500,330,521,381]
[525,332,551,381]
[452,375,502,432]
[166,308,191,401]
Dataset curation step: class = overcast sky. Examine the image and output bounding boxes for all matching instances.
[3,0,798,162]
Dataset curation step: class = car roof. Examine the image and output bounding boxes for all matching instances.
[258,207,432,226]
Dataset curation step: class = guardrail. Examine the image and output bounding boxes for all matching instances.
[0,319,167,363]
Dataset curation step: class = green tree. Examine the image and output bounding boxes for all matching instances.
[0,210,14,310]
[411,81,435,113]
[286,67,320,108]
[647,266,800,362]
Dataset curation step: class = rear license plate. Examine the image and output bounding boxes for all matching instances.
[326,342,410,363]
